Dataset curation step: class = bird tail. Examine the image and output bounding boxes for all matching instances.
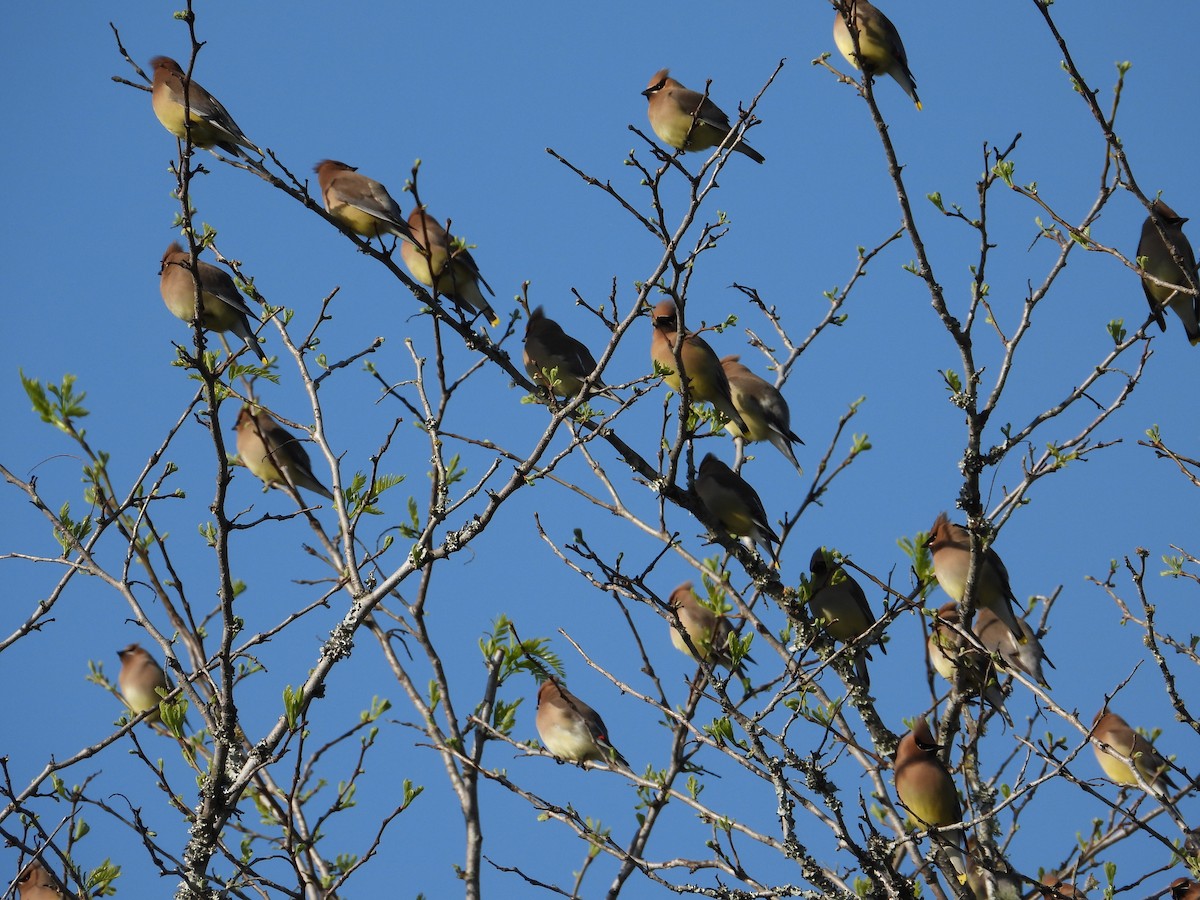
[734,141,765,164]
[769,432,804,474]
[604,743,631,771]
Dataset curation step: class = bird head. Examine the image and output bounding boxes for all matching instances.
[1150,198,1188,227]
[643,69,670,98]
[650,300,678,331]
[150,55,184,76]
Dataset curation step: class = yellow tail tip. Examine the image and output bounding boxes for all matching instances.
[915,100,923,111]
[489,315,501,327]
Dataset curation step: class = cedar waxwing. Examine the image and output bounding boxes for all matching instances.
[159,242,267,362]
[650,302,748,434]
[535,679,628,768]
[893,717,966,872]
[523,307,611,398]
[642,69,764,163]
[117,643,170,723]
[1171,878,1200,900]
[926,513,1026,645]
[807,548,881,687]
[401,208,500,327]
[233,407,334,501]
[1040,873,1089,899]
[965,838,1022,900]
[150,56,260,158]
[15,860,72,900]
[927,603,1012,727]
[973,605,1054,688]
[1137,199,1200,345]
[693,454,780,565]
[1090,709,1177,803]
[720,355,803,472]
[832,1,921,109]
[314,159,417,244]
[667,582,746,671]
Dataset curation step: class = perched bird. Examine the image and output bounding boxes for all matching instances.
[832,1,921,109]
[233,406,335,501]
[1090,709,1177,805]
[721,356,803,472]
[118,643,171,723]
[159,242,267,362]
[693,454,780,565]
[667,582,746,672]
[401,208,500,327]
[642,69,764,163]
[1137,199,1200,345]
[15,859,72,900]
[1040,873,1089,899]
[535,679,628,768]
[1170,878,1200,900]
[893,717,966,872]
[807,548,881,688]
[150,56,260,157]
[926,513,1025,644]
[650,301,748,434]
[972,605,1053,688]
[927,602,1012,726]
[314,160,416,244]
[523,307,610,398]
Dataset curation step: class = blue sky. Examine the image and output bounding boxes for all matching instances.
[3,1,1199,897]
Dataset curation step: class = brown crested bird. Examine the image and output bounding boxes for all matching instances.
[720,355,803,472]
[1138,199,1200,344]
[117,643,171,723]
[650,301,747,433]
[807,548,882,688]
[893,717,966,873]
[314,159,416,244]
[926,513,1025,644]
[523,306,612,398]
[1170,878,1200,900]
[667,582,747,672]
[1090,709,1177,808]
[535,679,628,768]
[150,56,260,158]
[972,605,1053,688]
[642,69,764,163]
[1040,872,1089,899]
[693,454,780,565]
[927,602,1011,726]
[401,208,500,327]
[233,406,335,501]
[832,1,921,108]
[159,242,267,362]
[15,859,73,900]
